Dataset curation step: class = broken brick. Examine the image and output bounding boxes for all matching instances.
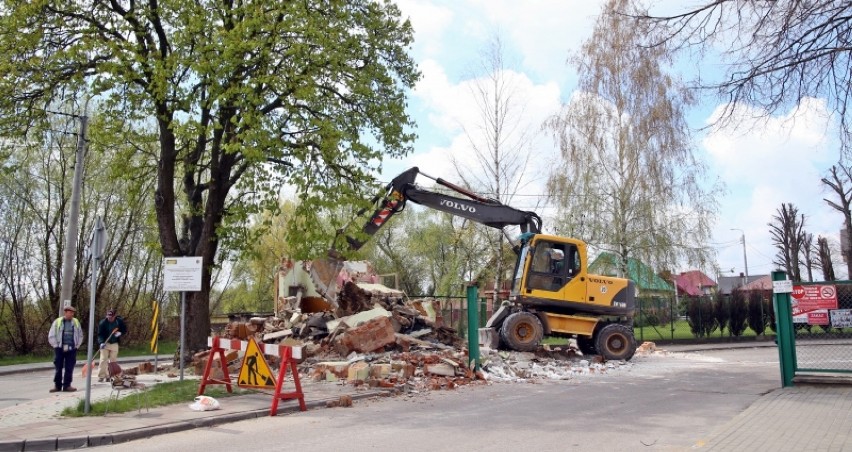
[338,316,396,353]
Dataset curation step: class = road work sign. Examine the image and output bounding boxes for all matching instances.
[238,338,276,388]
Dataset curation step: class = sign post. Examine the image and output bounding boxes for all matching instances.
[83,217,107,414]
[163,257,202,381]
[772,271,796,387]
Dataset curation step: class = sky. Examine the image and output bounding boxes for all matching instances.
[374,0,847,282]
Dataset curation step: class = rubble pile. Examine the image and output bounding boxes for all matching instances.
[193,258,657,393]
[195,280,477,389]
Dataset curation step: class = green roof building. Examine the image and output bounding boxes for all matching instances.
[589,252,674,298]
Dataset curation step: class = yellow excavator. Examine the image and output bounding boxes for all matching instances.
[322,167,637,360]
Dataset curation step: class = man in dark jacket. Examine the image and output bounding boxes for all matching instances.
[97,308,128,382]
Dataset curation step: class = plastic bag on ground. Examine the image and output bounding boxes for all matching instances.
[188,395,221,411]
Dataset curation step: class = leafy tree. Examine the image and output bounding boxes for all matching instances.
[0,2,420,354]
[0,110,164,354]
[640,1,852,153]
[361,208,487,297]
[545,0,720,277]
[768,203,805,281]
[215,201,299,315]
[728,289,749,337]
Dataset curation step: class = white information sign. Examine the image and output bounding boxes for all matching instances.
[773,279,793,294]
[163,257,203,292]
[830,309,852,328]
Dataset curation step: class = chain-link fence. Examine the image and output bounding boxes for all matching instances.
[634,291,776,343]
[792,281,852,372]
[412,295,490,339]
[426,292,783,343]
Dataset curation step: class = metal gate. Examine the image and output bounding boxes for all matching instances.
[772,271,852,386]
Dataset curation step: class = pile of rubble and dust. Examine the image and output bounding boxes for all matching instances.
[194,258,662,395]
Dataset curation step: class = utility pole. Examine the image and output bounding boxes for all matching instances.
[58,110,88,317]
[731,228,749,287]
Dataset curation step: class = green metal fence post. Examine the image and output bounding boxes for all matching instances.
[772,270,796,387]
[637,297,644,342]
[467,284,480,371]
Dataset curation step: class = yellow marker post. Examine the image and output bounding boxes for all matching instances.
[150,300,159,353]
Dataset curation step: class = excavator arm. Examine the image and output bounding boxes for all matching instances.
[310,167,541,305]
[339,167,542,251]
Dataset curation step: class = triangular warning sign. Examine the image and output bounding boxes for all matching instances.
[237,338,276,389]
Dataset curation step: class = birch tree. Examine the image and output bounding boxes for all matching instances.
[453,34,537,312]
[545,0,719,276]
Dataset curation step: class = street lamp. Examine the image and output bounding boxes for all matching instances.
[730,228,749,287]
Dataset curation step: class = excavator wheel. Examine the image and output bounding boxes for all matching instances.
[594,323,636,361]
[499,312,543,352]
[576,335,596,356]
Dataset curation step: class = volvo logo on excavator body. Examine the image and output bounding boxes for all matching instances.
[439,199,477,213]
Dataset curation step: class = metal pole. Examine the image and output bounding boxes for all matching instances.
[179,291,186,380]
[59,114,88,317]
[772,270,796,387]
[466,284,480,372]
[672,276,679,340]
[83,216,103,414]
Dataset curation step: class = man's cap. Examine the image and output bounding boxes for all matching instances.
[107,309,116,316]
[63,306,76,312]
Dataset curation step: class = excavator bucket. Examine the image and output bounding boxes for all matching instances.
[307,254,344,307]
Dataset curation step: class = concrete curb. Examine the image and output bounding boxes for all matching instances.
[0,391,386,451]
[0,356,160,377]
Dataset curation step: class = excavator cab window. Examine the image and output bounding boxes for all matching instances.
[566,245,580,278]
[527,243,567,292]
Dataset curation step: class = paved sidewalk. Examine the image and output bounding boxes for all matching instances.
[701,386,852,451]
[0,373,383,452]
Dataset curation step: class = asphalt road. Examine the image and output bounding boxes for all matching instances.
[92,347,781,452]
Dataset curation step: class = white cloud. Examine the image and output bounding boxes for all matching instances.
[394,0,454,58]
[703,98,843,278]
[402,65,562,203]
[387,1,848,282]
[466,0,601,81]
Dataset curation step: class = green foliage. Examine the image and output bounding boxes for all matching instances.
[0,1,420,350]
[686,296,717,338]
[635,298,672,328]
[766,297,777,333]
[728,289,749,336]
[359,208,486,296]
[713,291,730,335]
[747,291,768,336]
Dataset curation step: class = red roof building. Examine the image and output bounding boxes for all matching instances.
[741,275,773,291]
[675,270,717,297]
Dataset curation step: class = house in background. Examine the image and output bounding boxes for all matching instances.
[717,275,768,296]
[589,252,674,298]
[741,275,773,291]
[675,270,717,297]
